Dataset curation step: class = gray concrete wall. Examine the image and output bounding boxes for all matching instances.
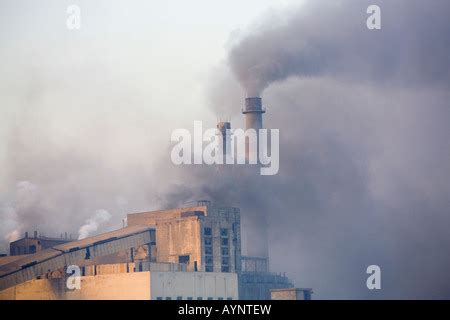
[156,216,203,272]
[127,206,208,226]
[202,208,241,273]
[150,271,238,300]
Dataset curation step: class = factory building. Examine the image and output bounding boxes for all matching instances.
[127,201,293,300]
[0,268,238,300]
[0,201,298,300]
[0,222,238,300]
[0,97,310,300]
[238,256,293,300]
[127,201,241,274]
[9,231,72,256]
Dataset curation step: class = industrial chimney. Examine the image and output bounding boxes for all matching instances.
[241,97,269,259]
[243,97,265,130]
[243,97,266,161]
[217,121,231,164]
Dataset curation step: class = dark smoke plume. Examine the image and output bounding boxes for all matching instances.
[228,0,450,96]
[2,0,450,300]
[181,0,450,298]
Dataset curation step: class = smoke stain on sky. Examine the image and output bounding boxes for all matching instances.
[1,0,450,299]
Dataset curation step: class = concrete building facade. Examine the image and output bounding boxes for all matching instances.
[271,288,313,300]
[0,201,303,300]
[0,270,238,300]
[127,202,241,274]
[238,256,293,300]
[10,232,72,256]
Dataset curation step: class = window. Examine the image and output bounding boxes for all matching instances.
[218,297,224,300]
[220,228,228,237]
[227,297,233,300]
[197,297,203,300]
[205,227,213,271]
[176,296,183,300]
[221,255,229,272]
[165,297,172,300]
[221,247,229,256]
[178,255,190,264]
[204,227,212,236]
[156,297,163,300]
[221,238,228,246]
[207,297,213,300]
[187,297,193,300]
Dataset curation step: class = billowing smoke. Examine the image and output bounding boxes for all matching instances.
[1,207,20,244]
[78,209,112,240]
[228,0,450,97]
[5,230,20,244]
[0,181,48,245]
[180,0,450,299]
[1,0,450,300]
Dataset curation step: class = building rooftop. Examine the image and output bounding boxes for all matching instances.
[0,225,155,288]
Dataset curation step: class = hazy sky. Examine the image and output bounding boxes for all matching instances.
[0,0,298,237]
[2,0,450,299]
[0,0,298,175]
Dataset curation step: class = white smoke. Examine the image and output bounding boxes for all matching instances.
[1,206,20,249]
[0,180,40,252]
[77,209,112,240]
[5,229,20,243]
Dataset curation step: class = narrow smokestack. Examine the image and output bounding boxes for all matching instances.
[243,97,265,130]
[242,97,269,259]
[34,231,37,238]
[217,121,231,164]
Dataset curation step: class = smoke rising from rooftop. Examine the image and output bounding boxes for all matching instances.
[78,209,112,240]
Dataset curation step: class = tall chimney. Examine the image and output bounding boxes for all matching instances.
[34,231,37,238]
[243,97,266,161]
[242,97,269,259]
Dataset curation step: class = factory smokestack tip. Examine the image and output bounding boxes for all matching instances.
[243,97,265,114]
